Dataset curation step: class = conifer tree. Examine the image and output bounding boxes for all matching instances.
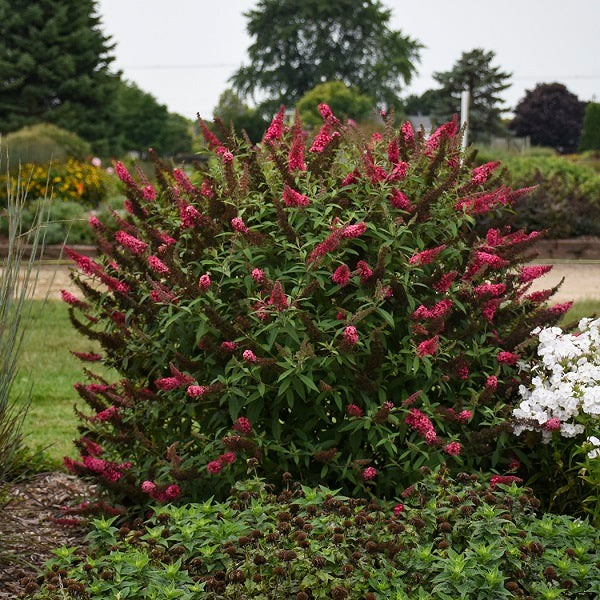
[0,0,118,153]
[431,48,511,142]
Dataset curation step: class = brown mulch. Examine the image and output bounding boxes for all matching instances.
[0,472,93,599]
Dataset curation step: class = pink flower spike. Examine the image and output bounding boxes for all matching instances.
[251,268,266,283]
[433,271,458,293]
[187,385,207,398]
[543,418,561,431]
[342,169,360,186]
[268,281,288,310]
[409,245,446,266]
[141,481,156,493]
[165,484,181,500]
[497,351,520,365]
[243,349,258,363]
[198,273,211,290]
[341,222,367,239]
[388,138,400,164]
[219,452,236,464]
[475,251,509,269]
[288,114,307,172]
[221,341,238,352]
[309,122,333,153]
[457,410,473,423]
[393,503,404,517]
[332,264,350,287]
[549,301,573,315]
[362,467,377,481]
[207,461,222,474]
[283,185,310,207]
[115,231,148,255]
[233,417,252,435]
[148,255,170,275]
[173,168,195,194]
[346,404,363,417]
[443,442,461,456]
[390,189,411,210]
[88,215,103,230]
[417,336,439,357]
[490,475,523,488]
[486,375,498,390]
[114,161,135,186]
[263,105,285,142]
[198,119,221,149]
[471,161,501,185]
[179,202,202,228]
[401,121,414,143]
[318,103,340,124]
[518,264,552,283]
[387,162,409,183]
[156,377,183,391]
[356,260,373,282]
[61,289,85,306]
[142,185,156,200]
[343,325,359,346]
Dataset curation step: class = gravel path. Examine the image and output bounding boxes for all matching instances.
[22,262,600,303]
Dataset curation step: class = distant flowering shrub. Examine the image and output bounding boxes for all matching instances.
[0,158,113,207]
[63,107,567,509]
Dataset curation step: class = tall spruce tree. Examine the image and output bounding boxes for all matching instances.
[431,48,511,142]
[230,0,421,112]
[0,0,118,153]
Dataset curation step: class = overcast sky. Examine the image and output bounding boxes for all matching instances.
[97,0,600,120]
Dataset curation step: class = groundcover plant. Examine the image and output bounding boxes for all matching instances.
[60,105,569,511]
[25,471,600,599]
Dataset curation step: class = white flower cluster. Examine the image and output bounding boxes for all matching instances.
[513,318,600,443]
[587,436,600,459]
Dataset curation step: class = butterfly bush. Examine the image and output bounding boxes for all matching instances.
[514,317,600,442]
[62,106,566,510]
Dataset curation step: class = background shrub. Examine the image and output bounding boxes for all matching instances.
[0,123,92,167]
[579,102,600,152]
[297,81,375,129]
[0,159,114,209]
[27,471,600,599]
[63,111,566,512]
[475,151,600,238]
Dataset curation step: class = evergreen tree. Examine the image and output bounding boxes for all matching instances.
[579,102,600,152]
[431,48,511,142]
[0,0,118,153]
[230,0,421,111]
[510,83,586,154]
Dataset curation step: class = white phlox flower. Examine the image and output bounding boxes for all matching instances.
[513,318,600,443]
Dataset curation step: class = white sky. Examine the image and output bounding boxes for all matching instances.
[97,0,600,120]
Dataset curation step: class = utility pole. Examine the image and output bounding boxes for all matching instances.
[460,89,470,154]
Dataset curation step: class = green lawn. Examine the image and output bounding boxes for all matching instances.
[10,298,600,465]
[12,300,116,463]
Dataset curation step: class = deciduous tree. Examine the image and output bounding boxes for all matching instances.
[230,0,421,111]
[511,83,586,154]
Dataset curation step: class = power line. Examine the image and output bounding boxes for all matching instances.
[122,63,238,70]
